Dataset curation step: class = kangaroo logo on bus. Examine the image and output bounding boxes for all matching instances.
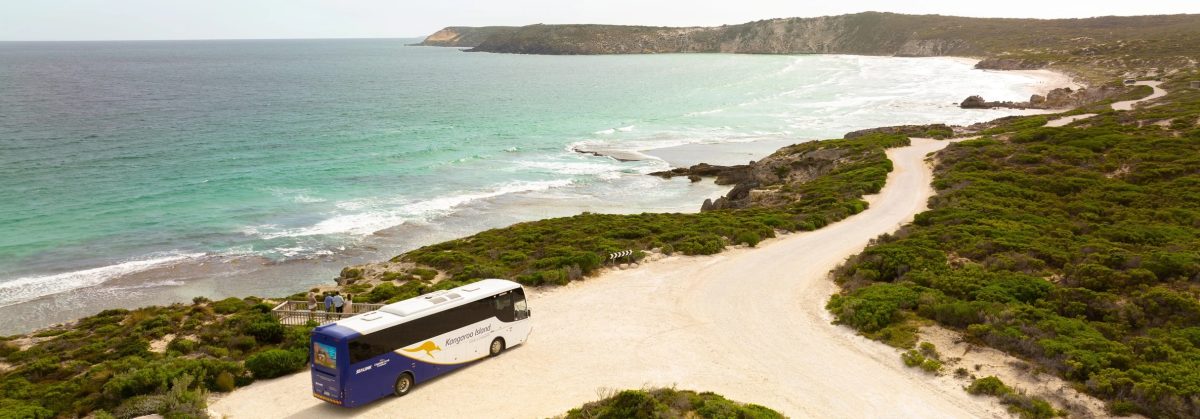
[403,340,442,358]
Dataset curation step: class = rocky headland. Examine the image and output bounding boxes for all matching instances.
[420,12,1200,83]
[412,26,518,47]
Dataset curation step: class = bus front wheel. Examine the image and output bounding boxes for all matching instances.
[394,372,414,397]
[489,338,505,357]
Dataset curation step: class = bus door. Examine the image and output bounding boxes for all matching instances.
[513,288,530,320]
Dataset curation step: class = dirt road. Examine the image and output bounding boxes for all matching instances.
[1111,81,1166,111]
[1045,81,1166,128]
[209,138,1010,418]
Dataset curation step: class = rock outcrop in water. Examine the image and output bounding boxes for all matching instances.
[651,147,849,212]
[960,86,1128,110]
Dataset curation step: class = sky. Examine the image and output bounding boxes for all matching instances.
[2,0,1200,41]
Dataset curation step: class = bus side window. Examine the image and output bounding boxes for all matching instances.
[514,289,530,320]
[494,292,515,322]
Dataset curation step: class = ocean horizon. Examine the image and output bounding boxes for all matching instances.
[0,38,1059,333]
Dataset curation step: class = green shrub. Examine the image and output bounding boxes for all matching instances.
[244,319,284,344]
[920,358,943,374]
[245,349,306,379]
[966,376,1012,396]
[0,399,54,419]
[339,267,362,280]
[563,388,784,419]
[902,350,926,368]
[229,335,257,352]
[828,283,920,332]
[364,282,401,303]
[214,371,236,392]
[0,342,18,359]
[211,298,246,314]
[167,338,197,354]
[735,230,762,247]
[918,342,940,360]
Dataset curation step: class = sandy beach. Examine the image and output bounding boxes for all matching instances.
[208,137,1110,418]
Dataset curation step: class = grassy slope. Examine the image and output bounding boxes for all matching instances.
[828,74,1200,417]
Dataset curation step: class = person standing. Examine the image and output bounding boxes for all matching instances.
[323,293,333,312]
[307,292,318,322]
[331,293,345,314]
[344,294,353,315]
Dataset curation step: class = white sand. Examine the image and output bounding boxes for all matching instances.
[918,326,1114,418]
[1002,69,1083,95]
[1045,114,1098,127]
[944,57,1081,95]
[209,138,1047,418]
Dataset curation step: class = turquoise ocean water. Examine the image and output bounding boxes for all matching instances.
[0,39,1051,333]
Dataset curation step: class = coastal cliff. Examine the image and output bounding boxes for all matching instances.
[422,12,1200,82]
[467,14,979,56]
[460,13,1200,58]
[413,26,517,47]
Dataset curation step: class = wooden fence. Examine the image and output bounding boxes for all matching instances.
[271,300,385,326]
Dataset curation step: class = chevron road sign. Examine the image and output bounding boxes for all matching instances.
[607,249,633,261]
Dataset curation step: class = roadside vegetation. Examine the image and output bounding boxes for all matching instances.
[829,73,1200,417]
[560,388,782,419]
[0,297,312,418]
[965,376,1062,419]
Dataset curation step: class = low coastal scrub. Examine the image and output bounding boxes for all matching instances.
[0,297,312,418]
[396,134,908,289]
[830,75,1200,417]
[901,342,944,374]
[965,376,1061,419]
[561,388,782,419]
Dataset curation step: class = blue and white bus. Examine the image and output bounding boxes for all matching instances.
[310,278,532,407]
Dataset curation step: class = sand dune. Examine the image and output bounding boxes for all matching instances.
[209,138,1015,418]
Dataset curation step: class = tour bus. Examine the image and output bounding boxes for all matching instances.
[309,278,532,407]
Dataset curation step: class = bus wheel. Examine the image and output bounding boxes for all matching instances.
[394,372,414,397]
[489,338,506,357]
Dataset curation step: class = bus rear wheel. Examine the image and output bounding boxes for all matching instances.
[394,372,414,397]
[489,338,505,357]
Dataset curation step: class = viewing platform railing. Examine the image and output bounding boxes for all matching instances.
[271,300,385,326]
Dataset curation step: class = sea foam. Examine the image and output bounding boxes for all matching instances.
[245,179,575,240]
[0,252,204,307]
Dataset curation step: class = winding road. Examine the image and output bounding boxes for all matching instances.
[1046,81,1166,127]
[210,138,1010,418]
[1111,81,1166,111]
